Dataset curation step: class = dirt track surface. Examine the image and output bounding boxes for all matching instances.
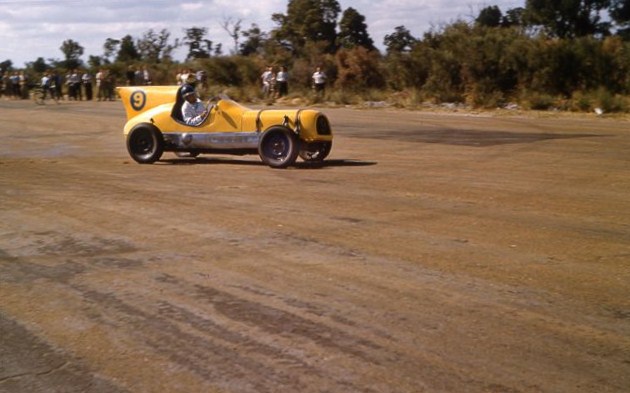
[1,99,629,393]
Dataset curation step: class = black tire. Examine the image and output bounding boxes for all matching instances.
[126,123,164,164]
[258,126,299,168]
[298,141,332,162]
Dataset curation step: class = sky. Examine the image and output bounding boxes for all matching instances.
[0,0,523,68]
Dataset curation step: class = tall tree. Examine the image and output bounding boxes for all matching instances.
[383,25,417,54]
[502,7,525,27]
[476,5,503,27]
[611,0,630,39]
[137,29,177,63]
[183,27,213,59]
[271,0,341,54]
[335,46,383,90]
[0,59,13,74]
[337,7,375,50]
[523,0,611,38]
[103,38,120,64]
[60,39,84,69]
[0,60,12,72]
[31,57,48,73]
[87,55,102,69]
[611,0,630,22]
[239,24,268,56]
[221,17,242,55]
[116,35,140,62]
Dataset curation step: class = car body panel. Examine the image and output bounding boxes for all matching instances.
[117,86,332,167]
[118,86,332,142]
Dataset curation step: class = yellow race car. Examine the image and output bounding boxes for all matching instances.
[117,86,333,168]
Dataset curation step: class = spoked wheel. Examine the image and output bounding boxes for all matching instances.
[258,126,299,169]
[299,141,332,162]
[174,151,200,158]
[126,123,164,164]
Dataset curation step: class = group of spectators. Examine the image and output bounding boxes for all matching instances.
[259,65,327,100]
[125,65,152,87]
[2,64,330,103]
[65,68,117,101]
[260,65,290,99]
[0,68,118,101]
[174,68,208,96]
[0,70,29,99]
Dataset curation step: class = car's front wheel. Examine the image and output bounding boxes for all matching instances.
[299,141,332,162]
[258,126,299,168]
[174,151,200,158]
[127,124,164,164]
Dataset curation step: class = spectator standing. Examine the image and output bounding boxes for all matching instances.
[312,66,326,97]
[82,71,93,100]
[101,70,112,101]
[142,66,151,85]
[19,71,28,99]
[67,70,81,100]
[10,71,20,99]
[175,69,183,85]
[52,71,63,100]
[106,71,116,100]
[2,72,10,99]
[195,69,207,98]
[180,68,191,85]
[260,66,274,98]
[0,70,4,98]
[196,69,206,88]
[41,72,52,100]
[95,69,103,101]
[74,70,83,100]
[126,65,135,86]
[134,68,143,86]
[275,66,289,98]
[65,70,72,99]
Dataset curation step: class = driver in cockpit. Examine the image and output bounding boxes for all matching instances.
[180,84,210,126]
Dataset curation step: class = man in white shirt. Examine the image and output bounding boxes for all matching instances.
[143,66,151,85]
[312,66,326,95]
[95,69,103,101]
[260,66,274,98]
[40,72,51,99]
[180,85,210,126]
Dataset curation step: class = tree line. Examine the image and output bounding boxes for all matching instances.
[2,0,630,112]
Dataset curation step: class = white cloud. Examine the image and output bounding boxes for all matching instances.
[181,2,204,11]
[0,0,523,67]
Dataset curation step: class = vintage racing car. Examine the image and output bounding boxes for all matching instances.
[117,86,333,168]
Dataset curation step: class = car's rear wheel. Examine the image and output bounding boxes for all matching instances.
[258,127,299,168]
[127,123,164,164]
[299,141,332,162]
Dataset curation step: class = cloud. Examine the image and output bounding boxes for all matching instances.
[0,0,522,67]
[181,2,204,11]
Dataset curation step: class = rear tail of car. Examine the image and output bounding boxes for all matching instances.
[117,86,179,121]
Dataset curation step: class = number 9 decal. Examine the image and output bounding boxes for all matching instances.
[130,90,146,111]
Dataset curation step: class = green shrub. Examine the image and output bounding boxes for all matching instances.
[523,92,557,110]
[595,88,628,113]
[569,91,593,112]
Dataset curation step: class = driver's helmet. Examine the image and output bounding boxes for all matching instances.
[180,84,196,98]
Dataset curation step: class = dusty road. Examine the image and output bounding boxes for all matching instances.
[0,99,629,393]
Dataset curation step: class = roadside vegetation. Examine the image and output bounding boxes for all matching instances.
[2,0,630,112]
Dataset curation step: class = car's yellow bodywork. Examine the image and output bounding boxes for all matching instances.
[117,86,333,168]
